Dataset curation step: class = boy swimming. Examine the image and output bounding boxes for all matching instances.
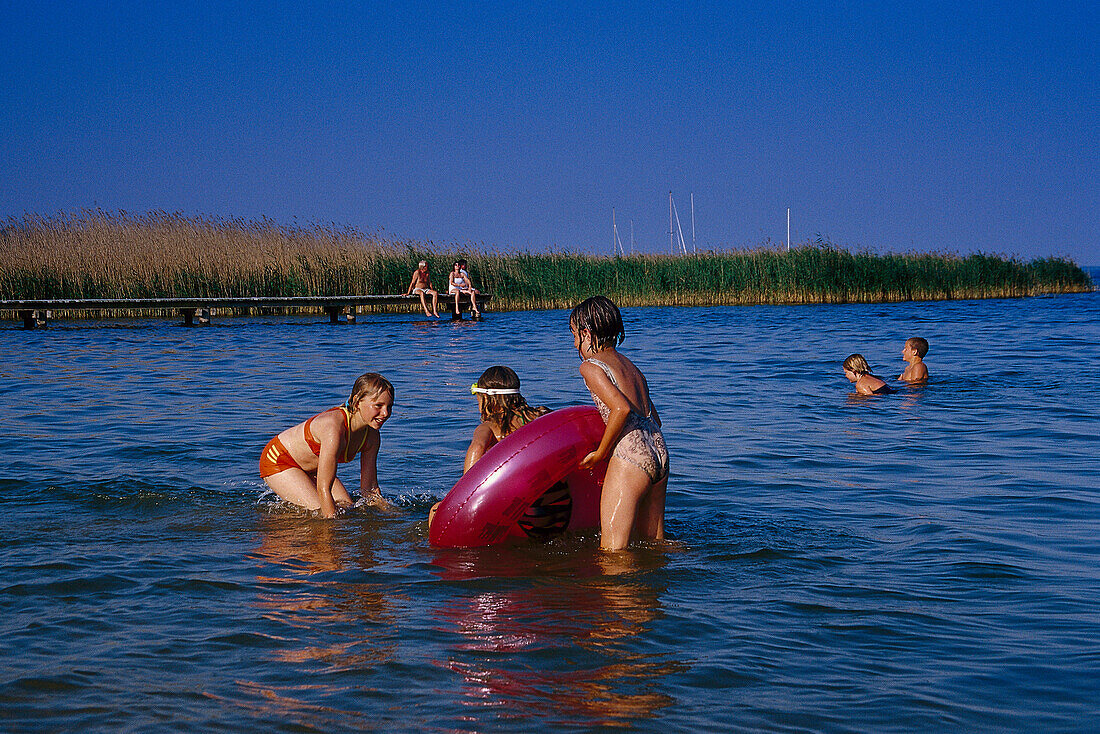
[899,337,929,382]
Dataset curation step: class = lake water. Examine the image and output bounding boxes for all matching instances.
[1,286,1098,732]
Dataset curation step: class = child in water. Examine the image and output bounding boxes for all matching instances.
[259,373,394,517]
[899,337,930,382]
[428,366,550,528]
[843,354,894,395]
[570,296,669,550]
[462,366,550,471]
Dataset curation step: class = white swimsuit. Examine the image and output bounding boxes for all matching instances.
[584,358,670,482]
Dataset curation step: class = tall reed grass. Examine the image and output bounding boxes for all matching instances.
[1,211,1091,315]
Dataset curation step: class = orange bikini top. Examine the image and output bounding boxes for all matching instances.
[303,406,366,463]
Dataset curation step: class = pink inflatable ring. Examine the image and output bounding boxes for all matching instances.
[429,406,608,548]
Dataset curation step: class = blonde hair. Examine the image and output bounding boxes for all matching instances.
[348,373,394,410]
[843,354,872,375]
[475,366,548,436]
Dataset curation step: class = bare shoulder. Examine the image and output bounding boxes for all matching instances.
[471,422,498,442]
[312,409,346,439]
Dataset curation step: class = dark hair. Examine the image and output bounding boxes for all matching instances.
[907,336,929,358]
[475,365,548,435]
[569,296,625,349]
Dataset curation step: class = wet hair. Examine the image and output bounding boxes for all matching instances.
[843,354,872,375]
[347,373,394,410]
[906,337,929,358]
[569,296,625,350]
[475,366,548,436]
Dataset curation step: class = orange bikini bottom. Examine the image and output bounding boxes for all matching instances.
[259,436,304,478]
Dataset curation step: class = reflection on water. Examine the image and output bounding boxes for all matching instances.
[243,517,400,719]
[2,294,1099,730]
[430,545,684,727]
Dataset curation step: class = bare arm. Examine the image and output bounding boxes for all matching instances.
[359,428,387,506]
[463,423,498,473]
[578,362,631,469]
[406,273,417,295]
[312,416,344,518]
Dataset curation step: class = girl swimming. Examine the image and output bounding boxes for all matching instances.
[259,373,394,516]
[843,354,894,395]
[570,296,669,550]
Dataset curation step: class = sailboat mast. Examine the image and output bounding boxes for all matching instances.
[691,193,696,253]
[669,192,674,255]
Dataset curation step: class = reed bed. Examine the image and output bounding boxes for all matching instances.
[1,211,1091,317]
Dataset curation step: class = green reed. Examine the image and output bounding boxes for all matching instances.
[0,211,1091,314]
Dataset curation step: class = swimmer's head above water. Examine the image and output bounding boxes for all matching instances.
[472,366,546,433]
[570,296,625,351]
[346,373,395,412]
[842,353,872,377]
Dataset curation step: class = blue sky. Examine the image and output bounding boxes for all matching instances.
[2,1,1096,262]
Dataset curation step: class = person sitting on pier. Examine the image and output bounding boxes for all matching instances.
[843,354,894,395]
[406,261,440,318]
[259,373,394,517]
[448,260,481,317]
[898,337,930,383]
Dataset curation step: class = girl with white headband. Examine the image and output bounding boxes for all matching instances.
[428,366,549,530]
[464,365,549,471]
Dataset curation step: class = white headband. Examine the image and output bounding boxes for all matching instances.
[470,383,520,396]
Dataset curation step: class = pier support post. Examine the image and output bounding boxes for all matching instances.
[21,310,37,330]
[182,308,211,326]
[325,306,357,324]
[19,309,50,329]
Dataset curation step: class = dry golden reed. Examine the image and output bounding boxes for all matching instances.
[0,210,1091,314]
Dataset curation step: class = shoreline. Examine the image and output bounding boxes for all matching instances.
[2,211,1091,319]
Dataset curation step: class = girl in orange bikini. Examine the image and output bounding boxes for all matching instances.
[259,373,394,517]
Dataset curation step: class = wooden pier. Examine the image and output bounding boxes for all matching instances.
[1,293,489,329]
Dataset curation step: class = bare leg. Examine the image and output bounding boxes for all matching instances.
[263,470,353,512]
[453,290,460,314]
[430,289,439,317]
[418,292,431,317]
[634,475,667,541]
[469,289,480,314]
[264,469,323,510]
[599,458,655,550]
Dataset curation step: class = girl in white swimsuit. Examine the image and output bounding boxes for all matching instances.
[570,296,669,550]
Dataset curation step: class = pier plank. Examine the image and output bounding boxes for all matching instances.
[2,294,489,328]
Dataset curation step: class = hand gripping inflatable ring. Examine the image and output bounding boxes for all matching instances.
[429,406,608,548]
